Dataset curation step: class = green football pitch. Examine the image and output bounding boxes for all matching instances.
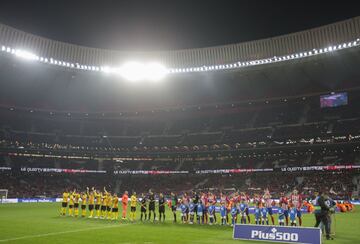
[0,203,359,243]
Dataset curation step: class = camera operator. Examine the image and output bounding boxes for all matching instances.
[313,190,335,240]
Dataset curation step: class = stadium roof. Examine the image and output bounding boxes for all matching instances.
[0,17,359,113]
[0,17,359,69]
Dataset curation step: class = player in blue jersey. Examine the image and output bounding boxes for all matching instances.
[289,204,297,226]
[254,203,262,225]
[208,204,216,225]
[230,204,238,227]
[189,200,195,224]
[261,207,269,225]
[220,202,227,225]
[180,201,187,224]
[238,200,247,224]
[278,205,285,226]
[196,202,203,224]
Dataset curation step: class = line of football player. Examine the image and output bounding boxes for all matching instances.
[60,188,311,226]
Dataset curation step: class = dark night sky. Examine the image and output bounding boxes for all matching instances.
[0,0,359,51]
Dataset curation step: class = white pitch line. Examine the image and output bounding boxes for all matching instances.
[0,224,129,242]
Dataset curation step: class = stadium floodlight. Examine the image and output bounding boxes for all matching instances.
[1,36,360,77]
[15,49,38,61]
[119,61,145,81]
[100,66,111,73]
[144,62,167,81]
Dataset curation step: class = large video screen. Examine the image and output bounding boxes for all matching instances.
[320,92,348,108]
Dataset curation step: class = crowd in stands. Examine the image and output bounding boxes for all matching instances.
[0,170,357,200]
[0,92,359,155]
[1,91,360,201]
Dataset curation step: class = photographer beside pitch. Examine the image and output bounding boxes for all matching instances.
[313,190,336,241]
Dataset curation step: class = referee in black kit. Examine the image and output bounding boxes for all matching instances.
[148,189,156,221]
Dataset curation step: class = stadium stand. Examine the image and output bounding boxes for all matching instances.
[0,17,360,203]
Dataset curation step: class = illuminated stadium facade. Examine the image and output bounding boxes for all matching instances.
[0,16,360,76]
[0,16,360,199]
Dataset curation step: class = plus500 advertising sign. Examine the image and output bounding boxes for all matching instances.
[18,198,57,203]
[233,224,321,244]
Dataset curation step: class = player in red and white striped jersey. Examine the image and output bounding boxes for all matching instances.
[263,189,275,225]
[279,192,289,226]
[290,189,303,226]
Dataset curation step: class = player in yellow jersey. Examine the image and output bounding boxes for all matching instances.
[95,190,101,218]
[87,187,95,218]
[81,191,87,217]
[68,191,74,216]
[61,190,69,216]
[112,193,119,220]
[103,187,113,219]
[130,192,137,221]
[106,192,113,219]
[100,191,107,219]
[73,190,80,217]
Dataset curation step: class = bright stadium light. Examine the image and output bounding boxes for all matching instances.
[119,61,145,81]
[1,35,360,76]
[101,66,110,73]
[144,62,167,81]
[118,61,167,81]
[15,49,38,61]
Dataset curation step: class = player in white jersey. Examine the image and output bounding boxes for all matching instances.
[290,189,303,226]
[263,189,275,225]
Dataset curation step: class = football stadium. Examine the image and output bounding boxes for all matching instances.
[0,2,360,243]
